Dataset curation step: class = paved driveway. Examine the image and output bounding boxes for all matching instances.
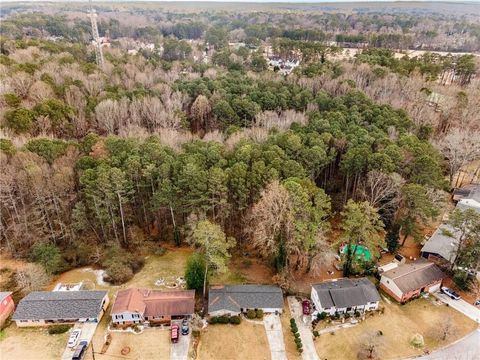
[263,314,287,360]
[410,328,480,360]
[287,296,320,360]
[434,293,480,323]
[170,321,191,360]
[61,322,99,360]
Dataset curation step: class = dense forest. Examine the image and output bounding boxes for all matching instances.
[1,3,479,289]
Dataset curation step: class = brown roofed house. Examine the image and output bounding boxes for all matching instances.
[379,260,445,303]
[111,289,195,326]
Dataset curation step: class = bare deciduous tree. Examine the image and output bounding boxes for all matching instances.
[434,128,480,186]
[191,95,211,132]
[359,171,405,213]
[15,264,51,295]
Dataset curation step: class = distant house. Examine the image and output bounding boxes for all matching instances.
[421,225,460,265]
[208,285,283,317]
[422,184,480,265]
[311,278,380,316]
[452,184,480,202]
[0,292,15,327]
[12,290,108,327]
[111,289,195,326]
[380,260,445,303]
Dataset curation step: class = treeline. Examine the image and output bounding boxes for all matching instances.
[2,9,480,52]
[1,89,448,281]
[355,48,477,84]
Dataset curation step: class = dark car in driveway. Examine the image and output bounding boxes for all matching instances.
[72,340,88,360]
[181,319,189,335]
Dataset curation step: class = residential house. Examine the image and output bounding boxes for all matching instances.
[452,184,479,202]
[311,278,380,316]
[12,290,108,327]
[111,289,195,326]
[208,285,283,317]
[421,184,479,266]
[0,292,15,327]
[380,260,445,303]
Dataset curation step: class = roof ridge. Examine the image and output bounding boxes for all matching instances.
[389,262,432,280]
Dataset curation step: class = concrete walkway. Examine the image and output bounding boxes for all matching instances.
[263,314,287,360]
[433,293,480,323]
[287,296,320,360]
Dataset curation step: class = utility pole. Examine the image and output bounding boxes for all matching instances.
[89,0,105,69]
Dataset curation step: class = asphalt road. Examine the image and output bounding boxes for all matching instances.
[414,328,480,360]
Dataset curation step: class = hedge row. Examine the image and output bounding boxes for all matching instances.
[209,315,241,325]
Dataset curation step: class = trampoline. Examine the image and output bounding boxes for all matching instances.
[340,244,373,262]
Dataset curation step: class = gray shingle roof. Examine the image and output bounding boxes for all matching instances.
[312,278,380,309]
[421,224,459,262]
[453,184,480,202]
[208,285,283,313]
[381,260,445,293]
[12,291,107,321]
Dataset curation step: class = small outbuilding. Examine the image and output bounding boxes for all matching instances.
[380,260,445,303]
[208,285,283,317]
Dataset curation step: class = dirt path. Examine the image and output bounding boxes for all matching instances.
[287,297,319,360]
[263,314,287,360]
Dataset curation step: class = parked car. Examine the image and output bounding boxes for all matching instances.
[72,340,88,360]
[302,300,311,315]
[67,329,82,348]
[171,324,179,343]
[441,287,461,300]
[474,300,480,307]
[181,319,189,335]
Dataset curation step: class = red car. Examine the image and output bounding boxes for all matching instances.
[171,324,179,343]
[302,300,311,315]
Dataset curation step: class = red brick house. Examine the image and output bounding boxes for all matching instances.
[380,260,445,303]
[0,292,15,327]
[111,289,195,326]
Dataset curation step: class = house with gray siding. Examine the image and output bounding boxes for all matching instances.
[208,285,283,316]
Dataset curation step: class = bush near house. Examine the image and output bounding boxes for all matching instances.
[246,309,257,319]
[256,309,264,319]
[209,315,241,325]
[48,324,72,334]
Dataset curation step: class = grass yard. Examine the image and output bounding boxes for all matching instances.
[280,303,301,360]
[84,326,170,360]
[314,298,478,360]
[197,321,270,360]
[0,325,68,360]
[50,247,192,296]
